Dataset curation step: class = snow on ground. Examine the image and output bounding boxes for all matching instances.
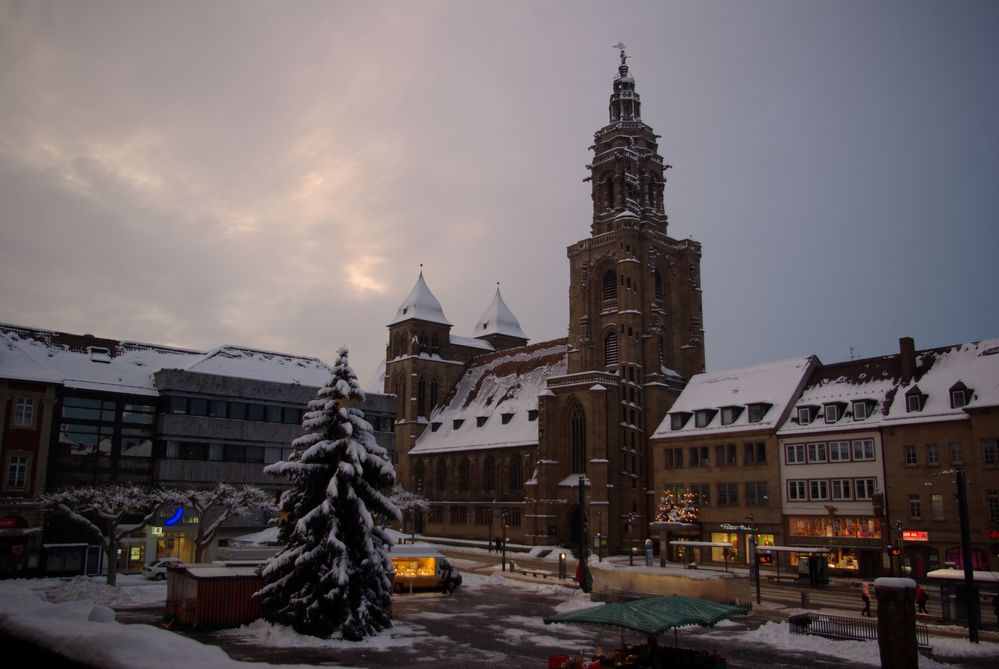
[218,617,431,652]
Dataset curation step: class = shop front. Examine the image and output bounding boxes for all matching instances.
[788,515,882,577]
[711,523,777,565]
[144,505,201,564]
[0,515,43,578]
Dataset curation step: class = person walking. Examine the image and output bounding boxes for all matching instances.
[915,584,929,614]
[644,539,653,567]
[861,581,872,617]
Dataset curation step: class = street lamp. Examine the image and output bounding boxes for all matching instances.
[501,509,509,572]
[596,511,603,562]
[747,514,761,605]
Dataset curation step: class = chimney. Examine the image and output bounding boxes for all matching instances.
[899,337,916,382]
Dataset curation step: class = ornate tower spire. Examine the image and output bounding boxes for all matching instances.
[585,46,668,235]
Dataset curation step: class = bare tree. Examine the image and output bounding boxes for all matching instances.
[178,483,273,563]
[41,484,180,586]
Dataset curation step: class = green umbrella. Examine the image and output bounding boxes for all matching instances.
[544,594,749,643]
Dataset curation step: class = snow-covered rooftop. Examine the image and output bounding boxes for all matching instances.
[884,337,999,424]
[652,356,816,438]
[0,323,333,395]
[411,339,567,454]
[472,287,528,341]
[388,271,451,327]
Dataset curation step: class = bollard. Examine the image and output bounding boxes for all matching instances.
[800,591,809,609]
[558,552,567,579]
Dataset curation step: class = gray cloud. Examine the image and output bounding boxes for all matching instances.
[1,0,997,384]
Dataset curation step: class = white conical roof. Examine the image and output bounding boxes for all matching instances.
[474,286,527,340]
[389,271,451,326]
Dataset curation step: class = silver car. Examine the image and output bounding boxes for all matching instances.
[142,557,182,580]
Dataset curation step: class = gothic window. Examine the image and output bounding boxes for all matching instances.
[417,378,426,417]
[414,460,425,492]
[435,458,447,491]
[430,380,438,412]
[602,270,617,304]
[570,405,586,473]
[458,457,470,491]
[431,334,439,355]
[484,455,496,491]
[605,175,615,210]
[509,457,523,490]
[654,269,663,302]
[604,330,619,367]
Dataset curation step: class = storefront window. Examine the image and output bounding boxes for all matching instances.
[789,516,881,539]
[709,533,739,562]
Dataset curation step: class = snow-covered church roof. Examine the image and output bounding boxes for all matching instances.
[473,286,527,340]
[388,271,451,327]
[410,339,567,455]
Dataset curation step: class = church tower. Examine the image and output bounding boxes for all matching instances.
[532,47,705,552]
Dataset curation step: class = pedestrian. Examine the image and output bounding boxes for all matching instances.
[915,584,928,614]
[861,581,872,617]
[644,538,653,567]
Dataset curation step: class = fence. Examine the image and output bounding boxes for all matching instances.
[789,612,930,649]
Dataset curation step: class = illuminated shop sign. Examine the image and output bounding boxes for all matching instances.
[902,530,928,542]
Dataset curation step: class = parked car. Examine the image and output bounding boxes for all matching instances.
[143,557,182,580]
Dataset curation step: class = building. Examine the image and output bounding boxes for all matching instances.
[0,322,394,576]
[650,356,817,565]
[385,49,706,553]
[649,336,999,579]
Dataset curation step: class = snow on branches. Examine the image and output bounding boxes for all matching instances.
[176,483,273,563]
[257,346,401,641]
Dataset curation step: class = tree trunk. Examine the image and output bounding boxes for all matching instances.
[105,540,119,586]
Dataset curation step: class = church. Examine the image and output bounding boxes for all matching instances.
[383,49,705,554]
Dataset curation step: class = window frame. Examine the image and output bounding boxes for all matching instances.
[13,397,36,428]
[4,452,30,491]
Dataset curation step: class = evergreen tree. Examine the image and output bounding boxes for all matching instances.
[256,347,401,640]
[656,487,699,523]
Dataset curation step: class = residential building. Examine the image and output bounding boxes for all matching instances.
[650,356,817,564]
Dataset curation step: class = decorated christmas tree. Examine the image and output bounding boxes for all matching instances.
[256,347,401,640]
[656,488,699,523]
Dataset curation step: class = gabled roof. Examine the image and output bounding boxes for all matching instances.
[653,356,816,438]
[388,271,451,327]
[411,339,567,454]
[473,287,528,340]
[0,323,333,395]
[884,337,999,423]
[778,353,899,435]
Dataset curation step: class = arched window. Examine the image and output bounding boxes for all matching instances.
[605,176,615,210]
[570,405,586,473]
[602,270,617,304]
[653,269,663,302]
[509,457,523,491]
[483,455,496,491]
[435,458,447,491]
[457,457,470,491]
[604,330,619,367]
[414,460,425,493]
[430,380,438,411]
[431,334,439,355]
[417,378,426,416]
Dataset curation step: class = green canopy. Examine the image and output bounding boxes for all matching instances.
[544,595,749,637]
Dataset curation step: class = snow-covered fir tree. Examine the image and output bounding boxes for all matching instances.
[256,347,401,640]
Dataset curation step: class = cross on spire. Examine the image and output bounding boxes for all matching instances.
[613,42,629,66]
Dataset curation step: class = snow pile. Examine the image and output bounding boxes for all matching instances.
[45,576,135,606]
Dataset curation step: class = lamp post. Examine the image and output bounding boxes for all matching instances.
[956,469,980,643]
[501,509,508,572]
[596,511,603,562]
[896,520,905,577]
[747,514,761,605]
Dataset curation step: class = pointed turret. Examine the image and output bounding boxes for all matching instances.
[473,285,528,350]
[389,270,451,326]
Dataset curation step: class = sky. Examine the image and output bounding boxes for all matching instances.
[1,1,997,385]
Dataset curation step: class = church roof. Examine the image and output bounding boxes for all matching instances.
[388,271,451,327]
[410,339,567,454]
[473,286,527,341]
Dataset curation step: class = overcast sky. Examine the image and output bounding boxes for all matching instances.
[2,1,997,386]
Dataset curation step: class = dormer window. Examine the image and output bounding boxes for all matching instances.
[905,386,924,413]
[949,381,970,409]
[431,422,442,432]
[694,409,716,428]
[527,410,538,422]
[852,400,871,421]
[670,412,691,431]
[88,346,112,363]
[501,413,513,425]
[824,403,841,424]
[747,403,771,424]
[720,406,743,426]
[453,419,464,430]
[476,416,488,428]
[797,406,814,425]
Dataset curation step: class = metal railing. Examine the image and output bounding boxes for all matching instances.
[789,612,930,648]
